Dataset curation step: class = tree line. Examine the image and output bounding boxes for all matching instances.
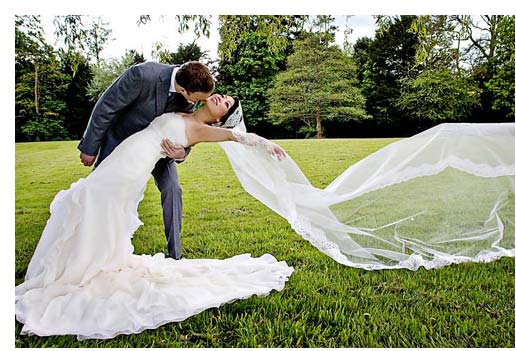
[15,15,515,142]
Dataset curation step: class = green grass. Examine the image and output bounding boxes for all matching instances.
[15,138,515,348]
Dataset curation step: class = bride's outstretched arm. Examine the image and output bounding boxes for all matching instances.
[190,124,286,160]
[231,129,286,160]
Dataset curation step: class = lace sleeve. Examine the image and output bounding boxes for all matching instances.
[231,129,276,154]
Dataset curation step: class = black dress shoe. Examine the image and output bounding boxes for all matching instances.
[164,254,183,260]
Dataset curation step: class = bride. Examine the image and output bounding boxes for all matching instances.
[15,94,294,340]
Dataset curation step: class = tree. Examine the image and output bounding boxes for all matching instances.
[216,31,287,131]
[480,16,515,120]
[172,41,208,63]
[218,15,307,61]
[138,14,309,62]
[308,15,338,46]
[354,16,420,129]
[15,15,70,141]
[175,15,211,38]
[138,15,212,38]
[353,37,374,84]
[409,16,468,72]
[269,34,370,138]
[84,17,113,66]
[375,16,481,124]
[87,50,145,101]
[15,16,46,118]
[48,16,112,140]
[216,16,306,135]
[53,15,112,71]
[126,49,146,65]
[152,41,207,64]
[61,52,95,139]
[397,68,481,122]
[407,15,515,121]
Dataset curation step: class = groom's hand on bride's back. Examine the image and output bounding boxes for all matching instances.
[80,152,97,167]
[160,139,187,161]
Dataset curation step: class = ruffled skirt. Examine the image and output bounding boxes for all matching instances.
[15,176,293,340]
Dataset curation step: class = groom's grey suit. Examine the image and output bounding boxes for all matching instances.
[78,61,194,259]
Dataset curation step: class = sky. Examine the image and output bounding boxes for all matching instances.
[40,15,378,62]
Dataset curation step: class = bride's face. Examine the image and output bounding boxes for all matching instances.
[205,94,235,122]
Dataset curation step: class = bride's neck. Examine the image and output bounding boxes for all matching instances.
[191,109,212,125]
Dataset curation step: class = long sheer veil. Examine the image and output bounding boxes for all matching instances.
[218,122,515,270]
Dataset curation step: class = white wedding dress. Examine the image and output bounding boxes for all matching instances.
[15,113,294,340]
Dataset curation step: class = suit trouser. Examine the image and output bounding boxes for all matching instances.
[95,133,183,259]
[151,158,183,259]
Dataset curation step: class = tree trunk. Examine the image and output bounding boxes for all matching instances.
[34,63,39,115]
[456,37,462,77]
[315,110,323,138]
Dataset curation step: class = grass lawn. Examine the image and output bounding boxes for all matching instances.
[15,138,515,348]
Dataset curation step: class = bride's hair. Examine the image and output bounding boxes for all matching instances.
[214,97,243,129]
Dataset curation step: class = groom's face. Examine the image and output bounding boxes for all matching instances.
[177,86,211,104]
[185,91,211,104]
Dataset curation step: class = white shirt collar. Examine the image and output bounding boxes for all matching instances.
[169,67,178,94]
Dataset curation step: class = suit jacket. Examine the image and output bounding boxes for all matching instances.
[78,62,194,162]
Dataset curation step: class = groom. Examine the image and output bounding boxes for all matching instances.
[78,61,215,259]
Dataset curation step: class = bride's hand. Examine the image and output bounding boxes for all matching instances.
[269,143,286,161]
[160,139,186,160]
[231,130,286,161]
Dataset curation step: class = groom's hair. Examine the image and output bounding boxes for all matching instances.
[176,61,215,94]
